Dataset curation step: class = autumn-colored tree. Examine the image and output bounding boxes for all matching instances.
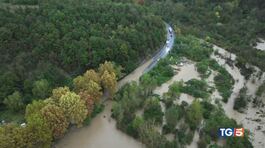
[0,124,26,148]
[41,104,69,139]
[25,113,52,148]
[101,70,117,98]
[98,61,117,76]
[59,92,88,127]
[25,100,47,120]
[98,61,117,98]
[73,70,102,103]
[83,69,101,84]
[74,70,100,89]
[51,86,71,102]
[78,91,94,116]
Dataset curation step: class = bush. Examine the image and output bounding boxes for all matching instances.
[200,101,215,119]
[196,60,211,78]
[183,79,210,99]
[148,58,174,86]
[162,124,172,135]
[165,105,182,130]
[233,87,248,112]
[162,92,175,109]
[214,68,234,102]
[143,97,163,124]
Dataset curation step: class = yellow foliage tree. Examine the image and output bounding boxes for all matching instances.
[98,61,116,76]
[25,100,47,120]
[0,124,27,148]
[83,69,101,84]
[51,86,71,102]
[101,70,117,98]
[59,92,88,127]
[73,69,102,102]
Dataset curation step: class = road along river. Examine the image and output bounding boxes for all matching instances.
[55,24,175,148]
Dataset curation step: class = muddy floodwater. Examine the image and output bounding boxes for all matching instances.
[212,45,265,148]
[55,101,144,148]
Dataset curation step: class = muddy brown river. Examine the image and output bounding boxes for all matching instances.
[55,101,144,148]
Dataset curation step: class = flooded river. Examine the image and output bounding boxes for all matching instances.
[56,101,144,148]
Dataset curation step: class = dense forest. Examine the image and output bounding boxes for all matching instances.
[0,0,166,118]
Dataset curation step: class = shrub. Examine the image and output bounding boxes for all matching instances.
[143,97,163,124]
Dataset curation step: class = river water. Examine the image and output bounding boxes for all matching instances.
[55,101,144,148]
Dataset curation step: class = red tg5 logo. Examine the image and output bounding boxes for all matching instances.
[218,128,244,137]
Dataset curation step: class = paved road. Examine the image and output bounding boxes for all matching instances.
[118,23,175,88]
[143,23,175,73]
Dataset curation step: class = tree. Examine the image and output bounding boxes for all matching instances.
[3,91,24,112]
[168,81,183,98]
[25,100,47,120]
[32,79,51,99]
[98,61,118,98]
[101,70,117,98]
[83,69,101,84]
[140,73,157,96]
[50,86,71,103]
[186,100,203,130]
[98,61,117,76]
[78,91,94,116]
[25,113,52,148]
[73,71,102,102]
[0,124,26,148]
[143,97,163,124]
[233,87,248,112]
[41,104,69,139]
[0,72,19,104]
[138,121,167,148]
[59,92,88,127]
[165,105,181,129]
